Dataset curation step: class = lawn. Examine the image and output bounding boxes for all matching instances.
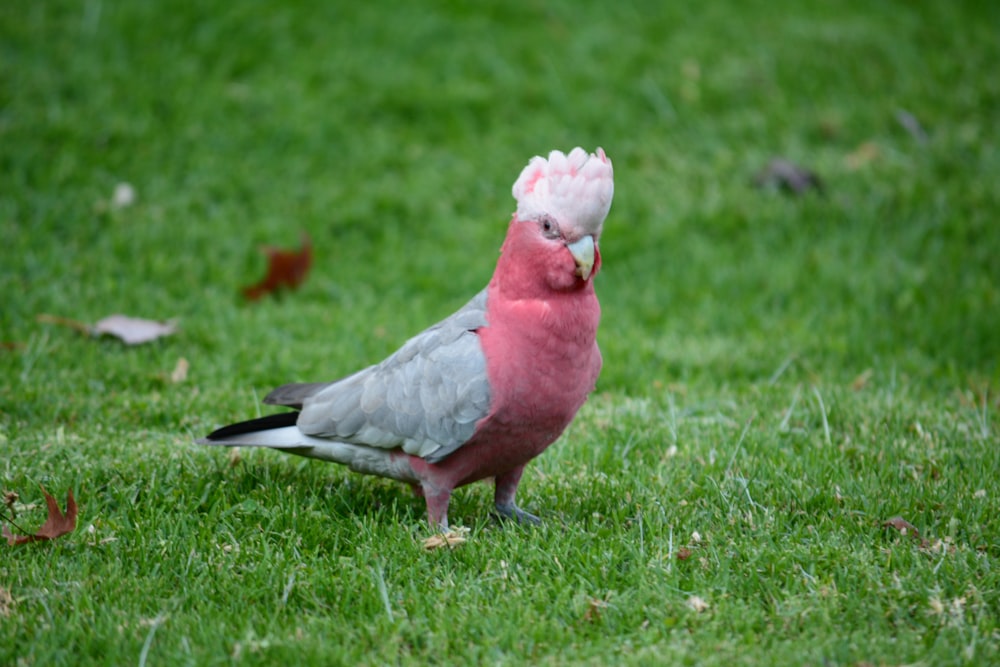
[2,0,998,664]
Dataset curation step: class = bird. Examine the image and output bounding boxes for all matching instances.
[198,147,614,529]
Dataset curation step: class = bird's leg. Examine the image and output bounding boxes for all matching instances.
[420,481,452,530]
[493,466,541,525]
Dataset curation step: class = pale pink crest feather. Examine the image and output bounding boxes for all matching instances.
[512,147,614,239]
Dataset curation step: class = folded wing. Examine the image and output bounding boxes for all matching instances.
[264,290,492,463]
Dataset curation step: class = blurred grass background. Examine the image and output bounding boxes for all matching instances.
[1,1,998,665]
[4,1,997,394]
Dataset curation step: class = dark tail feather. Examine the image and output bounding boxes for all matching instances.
[202,411,299,441]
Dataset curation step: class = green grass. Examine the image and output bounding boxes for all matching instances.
[2,0,999,664]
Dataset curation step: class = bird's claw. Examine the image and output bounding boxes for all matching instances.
[494,503,542,525]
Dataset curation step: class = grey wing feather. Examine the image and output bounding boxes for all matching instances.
[264,382,331,409]
[292,289,492,462]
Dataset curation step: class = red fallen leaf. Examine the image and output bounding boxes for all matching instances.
[3,487,78,546]
[243,234,312,301]
[676,547,693,561]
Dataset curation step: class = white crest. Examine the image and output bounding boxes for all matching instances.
[512,147,614,239]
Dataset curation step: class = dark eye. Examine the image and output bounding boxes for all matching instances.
[540,217,559,238]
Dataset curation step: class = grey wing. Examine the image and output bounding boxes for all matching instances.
[263,382,331,409]
[292,289,492,463]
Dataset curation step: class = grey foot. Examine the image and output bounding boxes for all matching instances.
[494,503,542,525]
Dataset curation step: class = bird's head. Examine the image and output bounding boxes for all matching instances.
[504,147,614,289]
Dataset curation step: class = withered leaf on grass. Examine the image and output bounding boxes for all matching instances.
[883,516,930,548]
[3,490,17,513]
[686,595,710,613]
[93,314,177,345]
[583,597,609,623]
[0,586,13,617]
[36,313,177,345]
[3,487,78,546]
[753,158,824,195]
[845,142,880,171]
[243,234,313,301]
[170,357,190,383]
[422,527,469,551]
[851,369,874,391]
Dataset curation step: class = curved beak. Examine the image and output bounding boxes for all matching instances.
[566,235,596,281]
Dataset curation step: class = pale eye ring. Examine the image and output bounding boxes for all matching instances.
[540,216,560,238]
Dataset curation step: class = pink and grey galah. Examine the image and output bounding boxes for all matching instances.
[199,147,614,528]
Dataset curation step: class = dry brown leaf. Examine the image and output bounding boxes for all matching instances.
[676,547,693,561]
[243,234,313,301]
[883,516,919,536]
[583,597,609,623]
[883,516,930,548]
[3,487,78,546]
[422,527,469,551]
[2,490,17,519]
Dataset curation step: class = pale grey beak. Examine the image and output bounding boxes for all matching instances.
[567,235,596,280]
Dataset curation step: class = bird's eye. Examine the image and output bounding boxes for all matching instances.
[540,217,559,238]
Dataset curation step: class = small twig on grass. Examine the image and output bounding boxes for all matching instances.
[1,507,32,538]
[35,313,92,335]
